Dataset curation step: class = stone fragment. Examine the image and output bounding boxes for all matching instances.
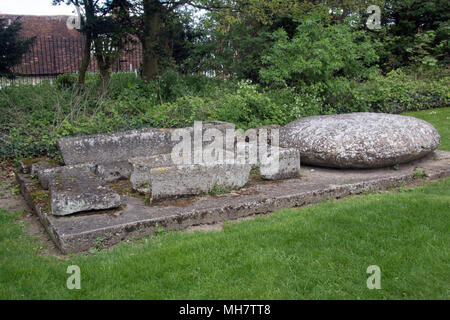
[18,158,59,174]
[94,161,132,182]
[18,160,32,174]
[38,163,96,190]
[49,169,121,216]
[280,113,441,168]
[129,149,250,200]
[129,154,177,193]
[31,161,59,177]
[260,147,300,180]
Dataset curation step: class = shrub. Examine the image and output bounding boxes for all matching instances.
[55,73,78,89]
[210,81,288,129]
[260,16,380,87]
[348,70,450,113]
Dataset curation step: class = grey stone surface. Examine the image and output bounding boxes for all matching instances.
[129,153,177,193]
[149,162,251,201]
[38,163,96,190]
[57,128,174,166]
[17,151,450,254]
[31,161,59,177]
[18,159,59,174]
[95,161,132,182]
[280,113,441,168]
[260,147,300,180]
[255,124,281,144]
[18,160,32,174]
[235,141,259,169]
[49,169,121,216]
[203,120,235,130]
[57,121,236,165]
[129,151,251,199]
[235,139,300,180]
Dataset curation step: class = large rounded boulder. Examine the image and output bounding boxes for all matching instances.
[280,113,440,169]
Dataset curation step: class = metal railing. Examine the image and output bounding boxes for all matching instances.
[1,36,143,87]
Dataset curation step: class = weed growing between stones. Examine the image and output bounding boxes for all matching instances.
[209,185,230,196]
[413,167,428,179]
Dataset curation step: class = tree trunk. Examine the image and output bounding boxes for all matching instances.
[141,40,159,82]
[78,0,96,87]
[94,38,114,94]
[140,0,164,82]
[98,62,111,94]
[78,35,91,86]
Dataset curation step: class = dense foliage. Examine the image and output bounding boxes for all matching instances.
[380,0,450,69]
[260,16,380,87]
[1,68,448,160]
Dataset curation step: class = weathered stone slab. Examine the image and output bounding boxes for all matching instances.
[38,163,96,190]
[37,162,131,188]
[149,162,251,201]
[280,113,441,168]
[260,147,300,180]
[234,139,300,180]
[49,169,121,216]
[57,121,235,165]
[31,161,59,177]
[16,151,450,254]
[57,128,174,166]
[18,158,59,174]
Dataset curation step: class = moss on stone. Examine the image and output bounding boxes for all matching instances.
[21,157,61,166]
[30,190,50,211]
[107,180,133,196]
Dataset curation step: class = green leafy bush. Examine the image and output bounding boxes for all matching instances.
[348,70,450,113]
[260,17,380,87]
[55,73,78,89]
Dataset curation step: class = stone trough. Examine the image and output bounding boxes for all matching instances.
[16,113,449,254]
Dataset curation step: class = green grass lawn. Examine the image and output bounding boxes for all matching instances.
[402,107,450,151]
[0,108,449,300]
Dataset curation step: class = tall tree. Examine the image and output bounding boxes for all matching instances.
[53,0,132,90]
[124,0,243,82]
[0,18,35,77]
[53,0,95,86]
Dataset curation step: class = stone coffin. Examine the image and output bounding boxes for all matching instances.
[56,121,236,165]
[129,152,251,201]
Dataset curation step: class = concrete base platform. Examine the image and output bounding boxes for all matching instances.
[17,151,450,254]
